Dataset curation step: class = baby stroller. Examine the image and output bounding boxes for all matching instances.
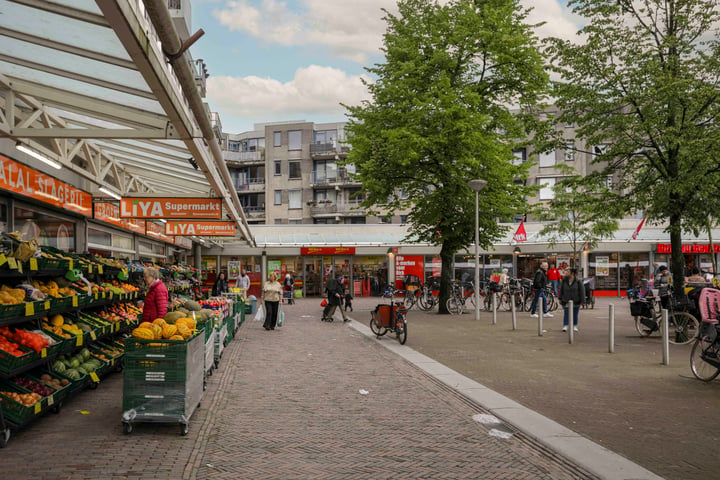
[582,276,595,309]
[344,292,353,312]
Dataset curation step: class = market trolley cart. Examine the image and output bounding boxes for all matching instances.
[203,325,216,386]
[121,331,204,436]
[213,315,227,369]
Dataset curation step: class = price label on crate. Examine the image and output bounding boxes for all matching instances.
[7,257,17,269]
[29,258,38,271]
[90,330,96,341]
[110,359,115,367]
[75,335,83,347]
[68,259,73,270]
[109,292,113,300]
[89,372,99,382]
[34,403,41,414]
[98,265,103,274]
[47,395,54,406]
[0,253,6,267]
[41,348,47,358]
[72,296,79,307]
[45,300,51,310]
[102,292,106,299]
[88,264,93,274]
[17,261,23,274]
[25,302,34,316]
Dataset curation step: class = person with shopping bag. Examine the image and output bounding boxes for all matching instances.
[261,272,283,330]
[321,274,348,322]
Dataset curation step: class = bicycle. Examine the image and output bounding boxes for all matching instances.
[523,284,558,313]
[416,277,440,311]
[446,280,475,315]
[628,288,698,345]
[690,287,720,381]
[370,290,408,344]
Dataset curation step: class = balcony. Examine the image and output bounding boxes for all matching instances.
[310,142,351,157]
[309,202,337,216]
[223,150,265,164]
[168,0,181,9]
[308,201,365,217]
[235,178,265,192]
[311,171,360,186]
[243,206,266,219]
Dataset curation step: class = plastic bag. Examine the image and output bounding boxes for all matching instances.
[277,306,284,327]
[254,303,265,322]
[320,298,328,307]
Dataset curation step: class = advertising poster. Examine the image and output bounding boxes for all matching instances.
[556,256,571,272]
[394,255,424,289]
[227,261,241,280]
[268,260,281,278]
[596,256,610,276]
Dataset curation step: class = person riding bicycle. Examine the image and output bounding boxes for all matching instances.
[530,262,553,318]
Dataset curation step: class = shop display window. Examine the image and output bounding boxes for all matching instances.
[14,206,76,251]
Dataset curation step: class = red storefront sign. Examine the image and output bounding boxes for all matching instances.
[300,247,356,255]
[165,221,236,236]
[395,255,425,289]
[656,243,720,254]
[146,222,172,242]
[94,202,146,234]
[0,154,92,216]
[120,197,222,219]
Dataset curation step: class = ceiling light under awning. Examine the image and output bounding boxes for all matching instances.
[16,142,62,170]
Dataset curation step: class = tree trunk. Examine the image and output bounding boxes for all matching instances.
[438,242,454,315]
[708,219,717,275]
[670,213,685,297]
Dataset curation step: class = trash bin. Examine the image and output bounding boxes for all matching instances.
[248,295,257,314]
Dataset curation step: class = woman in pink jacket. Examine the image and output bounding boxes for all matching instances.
[142,267,168,321]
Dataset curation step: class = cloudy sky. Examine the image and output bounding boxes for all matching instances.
[190,0,581,134]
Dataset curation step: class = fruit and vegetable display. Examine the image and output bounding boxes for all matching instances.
[12,375,56,397]
[41,314,86,339]
[51,348,104,380]
[0,390,41,407]
[131,316,198,341]
[0,335,27,357]
[0,326,48,353]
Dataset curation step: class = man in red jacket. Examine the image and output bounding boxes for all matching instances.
[142,267,168,321]
[547,263,562,296]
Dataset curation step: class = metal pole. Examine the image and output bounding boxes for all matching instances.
[662,309,670,365]
[492,292,497,325]
[511,293,517,330]
[609,304,615,353]
[474,190,480,321]
[538,307,544,336]
[568,300,574,344]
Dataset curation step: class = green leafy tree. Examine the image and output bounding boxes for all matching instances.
[538,175,622,269]
[345,0,548,313]
[545,0,720,293]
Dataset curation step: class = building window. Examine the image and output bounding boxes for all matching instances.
[273,131,282,147]
[274,190,282,205]
[593,144,608,158]
[379,215,392,224]
[274,161,281,176]
[605,176,613,189]
[243,137,264,152]
[289,160,302,179]
[538,178,556,200]
[564,142,575,161]
[400,215,408,224]
[288,130,302,150]
[288,189,302,209]
[228,141,240,152]
[289,218,302,224]
[314,129,337,145]
[313,160,338,183]
[512,148,526,165]
[538,150,555,167]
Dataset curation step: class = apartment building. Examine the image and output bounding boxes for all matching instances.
[222,121,406,225]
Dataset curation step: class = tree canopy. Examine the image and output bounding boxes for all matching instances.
[546,0,720,292]
[345,0,548,312]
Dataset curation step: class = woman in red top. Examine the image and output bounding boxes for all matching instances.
[142,267,169,321]
[547,263,562,296]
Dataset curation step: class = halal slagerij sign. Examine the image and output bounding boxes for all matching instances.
[0,154,92,216]
[120,197,222,219]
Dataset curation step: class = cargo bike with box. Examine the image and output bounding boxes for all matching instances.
[369,290,408,345]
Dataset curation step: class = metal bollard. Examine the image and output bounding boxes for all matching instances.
[609,304,615,353]
[492,293,497,325]
[538,308,544,336]
[511,294,517,330]
[568,300,574,344]
[662,309,670,365]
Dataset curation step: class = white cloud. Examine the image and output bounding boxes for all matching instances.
[207,65,371,131]
[520,0,581,41]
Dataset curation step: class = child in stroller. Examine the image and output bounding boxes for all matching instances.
[344,292,353,312]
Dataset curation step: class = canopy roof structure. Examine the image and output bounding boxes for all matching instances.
[0,0,254,246]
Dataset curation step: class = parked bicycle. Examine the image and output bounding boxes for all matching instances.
[446,280,475,315]
[523,284,558,313]
[370,289,408,344]
[690,287,720,381]
[627,288,698,345]
[416,277,440,311]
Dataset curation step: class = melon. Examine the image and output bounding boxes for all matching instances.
[163,311,185,324]
[138,321,153,330]
[148,323,162,339]
[161,324,178,339]
[132,327,155,340]
[169,335,184,341]
[183,300,201,312]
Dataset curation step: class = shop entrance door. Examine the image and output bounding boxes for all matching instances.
[303,257,323,297]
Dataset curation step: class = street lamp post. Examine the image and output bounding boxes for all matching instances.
[468,179,487,321]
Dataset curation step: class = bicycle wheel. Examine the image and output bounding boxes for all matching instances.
[690,338,720,381]
[635,315,657,337]
[514,292,524,311]
[446,296,463,315]
[668,312,699,345]
[548,292,558,312]
[369,313,387,337]
[395,314,407,345]
[403,292,416,310]
[523,293,534,312]
[417,288,434,311]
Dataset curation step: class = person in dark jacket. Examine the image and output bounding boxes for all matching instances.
[142,267,168,321]
[322,275,348,322]
[559,268,583,332]
[212,272,229,297]
[530,262,552,318]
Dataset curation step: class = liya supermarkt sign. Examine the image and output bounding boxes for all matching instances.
[120,197,222,219]
[0,154,92,216]
[165,221,236,236]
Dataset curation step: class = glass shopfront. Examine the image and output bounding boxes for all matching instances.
[14,205,76,252]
